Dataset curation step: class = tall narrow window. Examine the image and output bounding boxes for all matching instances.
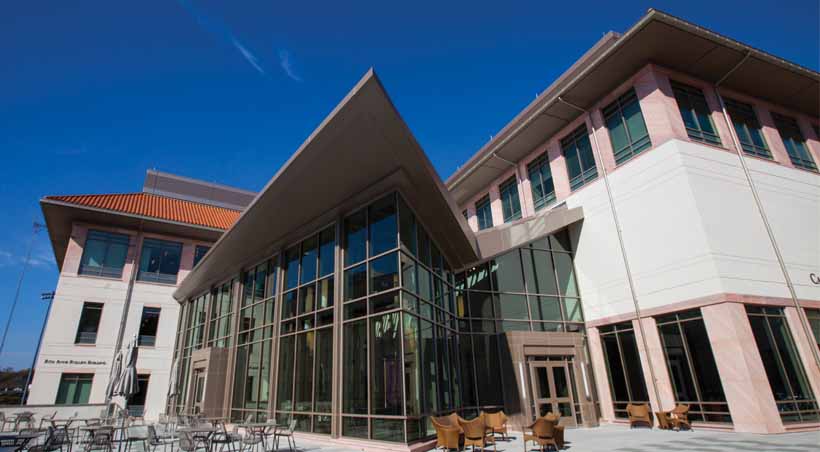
[599,322,649,419]
[127,375,150,416]
[138,238,183,284]
[671,81,722,146]
[475,195,493,231]
[137,307,161,347]
[724,98,771,159]
[773,113,818,171]
[656,310,731,423]
[603,89,651,164]
[75,302,103,344]
[807,309,820,353]
[527,154,555,211]
[79,230,130,278]
[55,373,93,405]
[746,306,820,423]
[561,125,598,190]
[498,177,522,223]
[193,245,210,267]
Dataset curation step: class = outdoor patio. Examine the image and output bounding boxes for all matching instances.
[291,424,820,452]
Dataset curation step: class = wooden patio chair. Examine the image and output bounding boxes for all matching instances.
[457,416,495,452]
[655,411,672,430]
[431,416,462,451]
[523,418,559,452]
[626,403,652,429]
[671,404,691,431]
[540,413,564,449]
[480,411,508,441]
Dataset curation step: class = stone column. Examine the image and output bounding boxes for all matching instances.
[701,302,783,433]
[586,327,615,422]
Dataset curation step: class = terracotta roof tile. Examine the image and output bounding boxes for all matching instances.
[45,192,241,230]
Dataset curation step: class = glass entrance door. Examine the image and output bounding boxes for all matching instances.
[529,361,576,426]
[193,370,206,414]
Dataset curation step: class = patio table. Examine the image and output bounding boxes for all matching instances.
[0,431,46,452]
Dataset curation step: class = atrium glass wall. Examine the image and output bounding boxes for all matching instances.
[656,310,731,423]
[746,306,820,423]
[276,226,335,433]
[453,229,584,415]
[231,261,276,422]
[599,321,649,419]
[341,193,458,443]
[172,191,587,443]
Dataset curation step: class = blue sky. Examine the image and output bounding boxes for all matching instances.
[1,1,817,369]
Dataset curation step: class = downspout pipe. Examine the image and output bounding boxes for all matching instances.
[714,52,820,370]
[557,96,665,412]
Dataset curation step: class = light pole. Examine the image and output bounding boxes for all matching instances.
[21,291,54,405]
[0,222,45,359]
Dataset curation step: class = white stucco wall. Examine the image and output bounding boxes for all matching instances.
[569,139,820,323]
[28,225,189,421]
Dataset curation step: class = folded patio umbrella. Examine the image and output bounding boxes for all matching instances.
[116,336,140,401]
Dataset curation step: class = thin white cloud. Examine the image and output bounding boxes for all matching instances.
[278,50,302,82]
[177,0,268,76]
[0,249,54,269]
[233,39,265,75]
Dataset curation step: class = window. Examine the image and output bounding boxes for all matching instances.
[773,113,817,171]
[137,307,161,347]
[724,98,771,159]
[138,238,183,284]
[127,375,150,416]
[475,195,493,231]
[193,245,210,267]
[498,177,522,223]
[75,302,103,344]
[656,310,731,423]
[671,81,721,146]
[808,309,820,353]
[55,373,93,405]
[78,230,129,278]
[599,322,649,419]
[603,89,651,164]
[561,125,597,190]
[207,280,235,348]
[746,306,819,423]
[527,154,555,211]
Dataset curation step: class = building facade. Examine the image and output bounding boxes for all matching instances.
[33,7,820,449]
[29,171,252,420]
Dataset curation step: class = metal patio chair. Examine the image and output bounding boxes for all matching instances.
[147,425,177,452]
[29,426,73,452]
[271,420,296,452]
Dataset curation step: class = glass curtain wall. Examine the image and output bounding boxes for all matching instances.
[599,321,649,419]
[453,229,583,414]
[655,310,731,423]
[746,306,820,423]
[341,193,459,443]
[276,226,335,434]
[231,261,276,422]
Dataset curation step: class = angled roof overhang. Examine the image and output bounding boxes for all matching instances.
[174,70,478,301]
[41,198,227,272]
[447,8,820,205]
